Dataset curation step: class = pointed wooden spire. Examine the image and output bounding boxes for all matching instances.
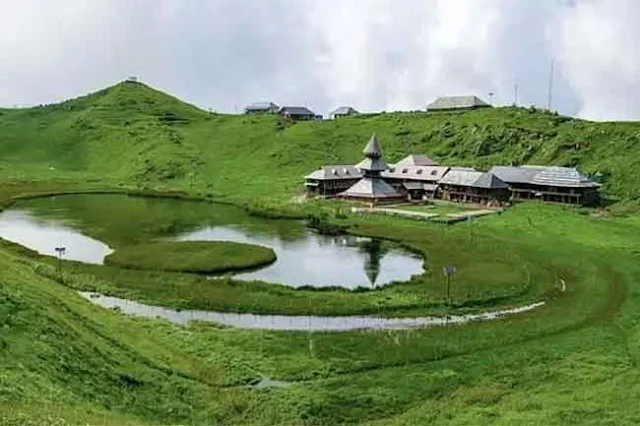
[363,133,382,158]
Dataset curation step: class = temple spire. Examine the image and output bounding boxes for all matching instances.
[356,134,389,173]
[338,132,403,204]
[363,133,383,158]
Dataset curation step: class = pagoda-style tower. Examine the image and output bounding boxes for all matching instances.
[340,134,404,205]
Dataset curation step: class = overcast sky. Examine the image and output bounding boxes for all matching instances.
[1,0,639,120]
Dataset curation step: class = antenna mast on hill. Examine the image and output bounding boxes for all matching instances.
[513,84,519,106]
[547,59,555,110]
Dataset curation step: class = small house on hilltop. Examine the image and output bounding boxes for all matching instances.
[439,170,509,205]
[426,95,492,112]
[245,102,279,114]
[279,106,316,121]
[490,165,601,206]
[330,106,359,119]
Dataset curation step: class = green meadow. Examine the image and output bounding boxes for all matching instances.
[1,82,640,425]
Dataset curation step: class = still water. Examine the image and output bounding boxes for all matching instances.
[79,291,546,331]
[0,194,423,289]
[0,209,112,264]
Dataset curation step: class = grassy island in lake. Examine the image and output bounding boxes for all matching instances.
[104,241,276,273]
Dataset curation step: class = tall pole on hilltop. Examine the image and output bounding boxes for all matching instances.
[513,84,519,106]
[547,59,555,111]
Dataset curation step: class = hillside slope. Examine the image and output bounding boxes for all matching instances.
[3,83,640,425]
[1,82,639,203]
[0,81,205,185]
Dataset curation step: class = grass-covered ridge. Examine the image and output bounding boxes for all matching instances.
[1,81,639,208]
[104,241,276,274]
[2,83,640,425]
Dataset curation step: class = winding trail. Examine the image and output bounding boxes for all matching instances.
[79,291,545,331]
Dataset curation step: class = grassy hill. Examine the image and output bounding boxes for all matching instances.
[1,81,640,205]
[2,82,640,425]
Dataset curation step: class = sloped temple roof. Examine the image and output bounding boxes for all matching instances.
[439,170,508,189]
[305,165,363,180]
[395,154,437,167]
[340,178,401,199]
[356,134,390,172]
[340,133,402,200]
[383,165,449,182]
[490,165,600,188]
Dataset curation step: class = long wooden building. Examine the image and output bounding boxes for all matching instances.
[304,166,362,196]
[490,165,601,206]
[304,138,601,207]
[439,170,510,205]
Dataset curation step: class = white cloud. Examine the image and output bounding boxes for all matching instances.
[0,0,638,120]
[309,0,572,113]
[555,0,640,120]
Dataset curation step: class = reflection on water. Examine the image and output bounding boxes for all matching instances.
[361,239,382,284]
[177,227,422,288]
[0,210,112,264]
[79,291,546,331]
[0,194,423,289]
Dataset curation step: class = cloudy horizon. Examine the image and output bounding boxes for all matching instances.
[1,0,639,120]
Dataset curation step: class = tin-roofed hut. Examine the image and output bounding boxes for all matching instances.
[330,106,359,119]
[244,102,279,114]
[426,95,491,112]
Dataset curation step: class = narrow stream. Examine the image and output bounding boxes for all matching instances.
[79,292,546,332]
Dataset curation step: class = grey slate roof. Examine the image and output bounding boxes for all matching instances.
[356,134,390,172]
[340,178,402,199]
[244,102,279,112]
[305,165,362,180]
[401,182,423,190]
[490,165,600,188]
[279,106,316,116]
[330,106,359,116]
[355,157,390,172]
[422,183,439,192]
[426,95,491,111]
[245,102,279,111]
[383,165,450,182]
[395,154,437,166]
[440,170,508,189]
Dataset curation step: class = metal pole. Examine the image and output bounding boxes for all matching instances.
[445,275,450,306]
[55,247,65,281]
[547,59,555,110]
